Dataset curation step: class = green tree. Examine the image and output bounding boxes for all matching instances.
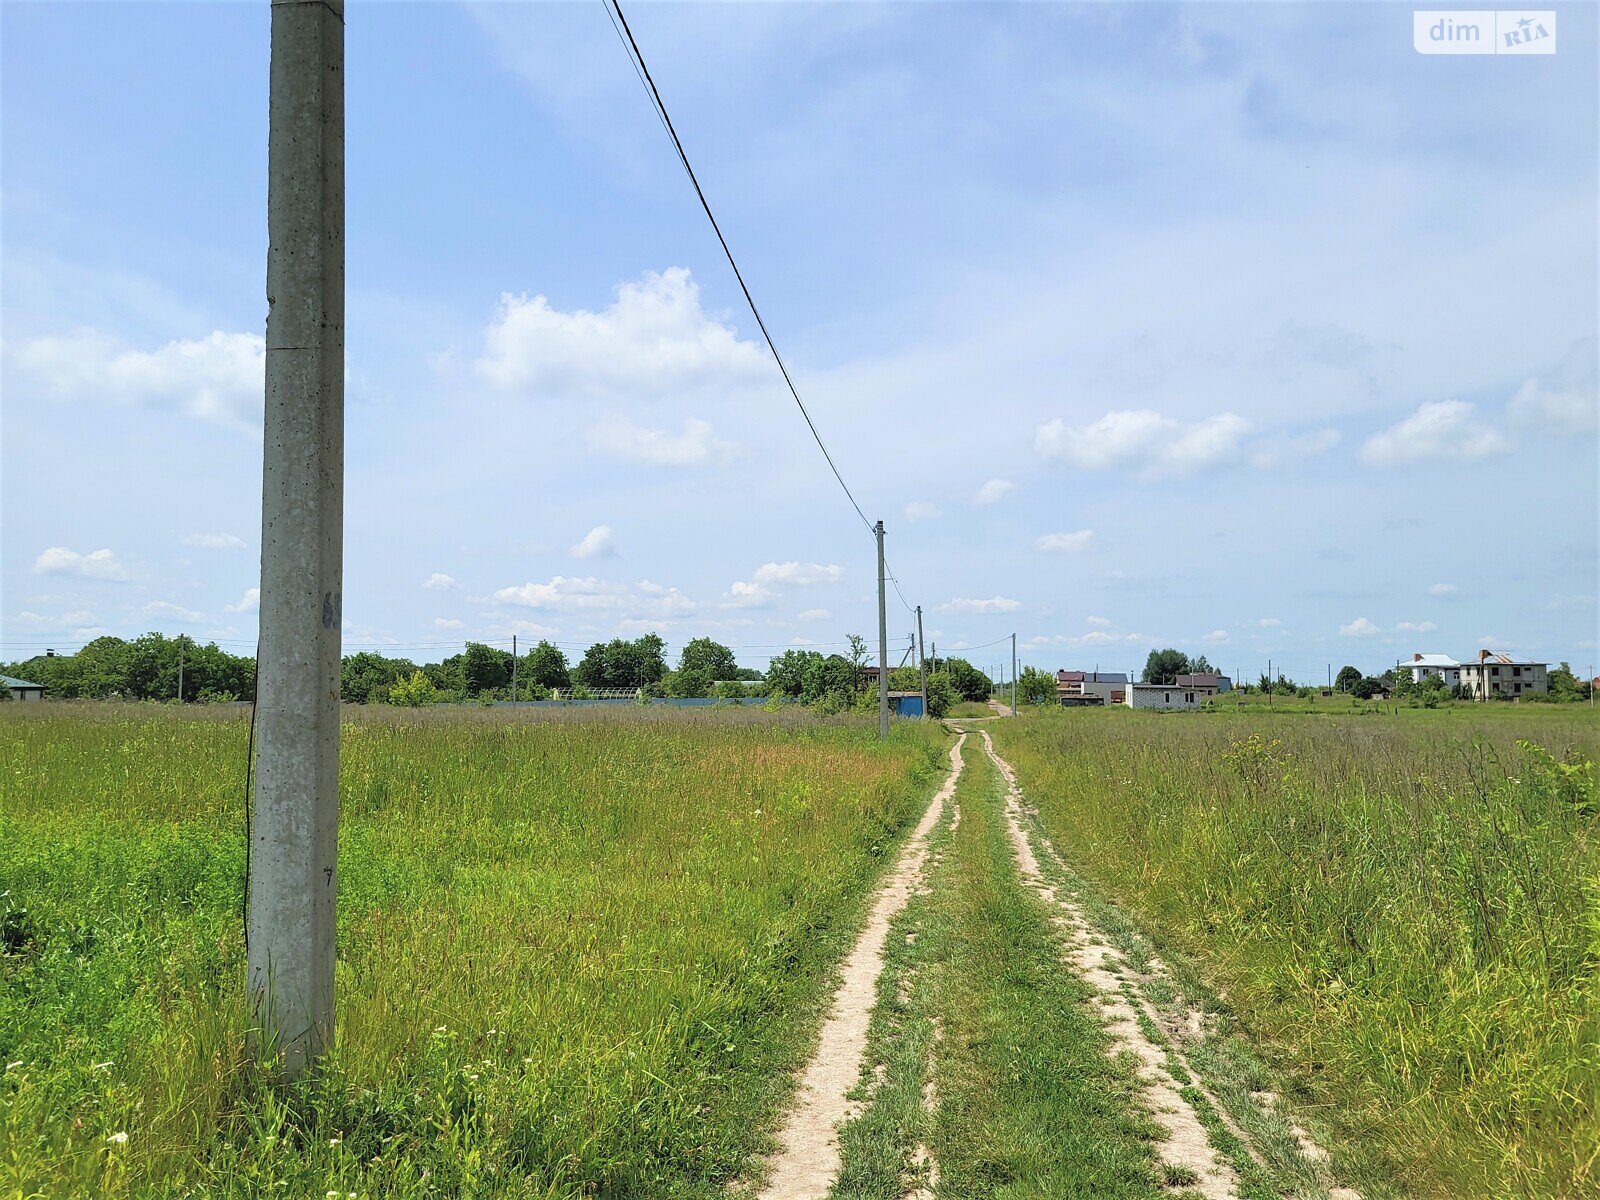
[1352,676,1383,700]
[342,651,417,703]
[1142,648,1190,685]
[942,658,992,701]
[574,634,667,689]
[389,670,438,707]
[678,637,738,683]
[1549,662,1586,701]
[1335,665,1363,693]
[520,641,570,691]
[461,642,512,697]
[924,672,955,718]
[764,649,822,698]
[1190,654,1214,674]
[1017,665,1057,705]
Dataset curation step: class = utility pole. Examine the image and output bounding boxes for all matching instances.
[176,635,186,703]
[511,634,518,703]
[1010,632,1017,717]
[916,605,927,718]
[1268,658,1273,707]
[875,520,889,739]
[252,0,344,1080]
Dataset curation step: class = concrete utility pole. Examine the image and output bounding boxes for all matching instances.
[251,0,344,1080]
[916,605,927,718]
[176,635,186,703]
[875,520,889,740]
[511,634,518,703]
[1011,632,1017,717]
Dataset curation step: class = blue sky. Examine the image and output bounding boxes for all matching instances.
[3,1,1596,678]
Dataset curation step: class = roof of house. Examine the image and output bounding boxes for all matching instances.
[1407,654,1460,668]
[1,674,44,689]
[1175,672,1224,686]
[1057,670,1127,684]
[1462,652,1546,667]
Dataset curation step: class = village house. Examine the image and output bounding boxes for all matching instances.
[1055,670,1127,706]
[1,674,45,702]
[1174,671,1229,693]
[1456,650,1548,699]
[1403,653,1461,687]
[1125,683,1210,710]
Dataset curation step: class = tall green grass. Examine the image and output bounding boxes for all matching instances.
[0,704,944,1198]
[992,707,1600,1199]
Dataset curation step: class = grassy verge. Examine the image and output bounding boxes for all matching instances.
[0,704,946,1198]
[835,737,1165,1198]
[991,706,1600,1199]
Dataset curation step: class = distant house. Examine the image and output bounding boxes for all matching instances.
[1056,670,1127,706]
[1126,683,1208,710]
[1404,653,1461,687]
[1457,650,1548,699]
[1,674,45,702]
[1174,671,1230,693]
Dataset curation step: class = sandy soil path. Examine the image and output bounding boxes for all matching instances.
[755,732,968,1200]
[977,728,1242,1200]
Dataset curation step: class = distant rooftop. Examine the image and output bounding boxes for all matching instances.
[1,674,44,689]
[1407,654,1460,668]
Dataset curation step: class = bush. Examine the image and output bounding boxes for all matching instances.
[388,670,438,707]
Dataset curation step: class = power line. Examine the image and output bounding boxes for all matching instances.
[602,0,872,534]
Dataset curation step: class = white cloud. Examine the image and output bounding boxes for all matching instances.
[225,587,260,614]
[1085,615,1112,627]
[1257,617,1284,628]
[17,329,265,431]
[1033,409,1252,479]
[1428,583,1458,598]
[142,600,202,622]
[1339,617,1381,637]
[1035,530,1095,554]
[974,478,1016,505]
[903,501,941,522]
[182,532,245,551]
[585,415,736,467]
[13,608,96,629]
[492,575,696,620]
[752,561,843,586]
[1360,400,1509,466]
[939,596,1022,614]
[473,267,768,394]
[725,580,777,608]
[1508,337,1597,433]
[434,617,466,630]
[422,573,458,591]
[1202,629,1230,644]
[798,608,831,621]
[33,547,130,581]
[569,525,616,559]
[1394,620,1437,633]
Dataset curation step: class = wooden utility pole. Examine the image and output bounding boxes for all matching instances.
[915,606,927,718]
[251,0,344,1080]
[875,520,889,739]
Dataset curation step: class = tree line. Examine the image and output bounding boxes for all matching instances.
[1,632,1000,717]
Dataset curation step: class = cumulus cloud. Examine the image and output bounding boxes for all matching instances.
[1360,401,1509,465]
[225,587,260,614]
[1033,409,1252,479]
[939,596,1022,614]
[1257,617,1284,628]
[585,415,736,467]
[17,329,265,431]
[143,600,202,622]
[798,608,831,621]
[422,573,458,591]
[752,561,843,586]
[1036,530,1094,554]
[903,501,941,522]
[1508,337,1597,433]
[473,267,768,394]
[1085,615,1112,627]
[1394,620,1437,633]
[434,617,466,630]
[1202,629,1230,644]
[33,547,130,581]
[724,580,776,608]
[492,575,696,620]
[974,478,1016,505]
[1429,583,1458,598]
[570,525,616,559]
[183,532,245,551]
[1340,617,1381,637]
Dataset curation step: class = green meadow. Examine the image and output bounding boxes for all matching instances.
[990,703,1600,1200]
[0,705,944,1198]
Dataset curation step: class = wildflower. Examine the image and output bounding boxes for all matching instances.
[92,1061,115,1071]
[329,1137,342,1147]
[327,1192,341,1198]
[5,1061,21,1071]
[106,1132,128,1146]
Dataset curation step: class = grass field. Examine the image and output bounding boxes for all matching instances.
[0,704,945,1198]
[990,704,1600,1200]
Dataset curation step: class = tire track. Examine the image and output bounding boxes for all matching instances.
[756,732,967,1200]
